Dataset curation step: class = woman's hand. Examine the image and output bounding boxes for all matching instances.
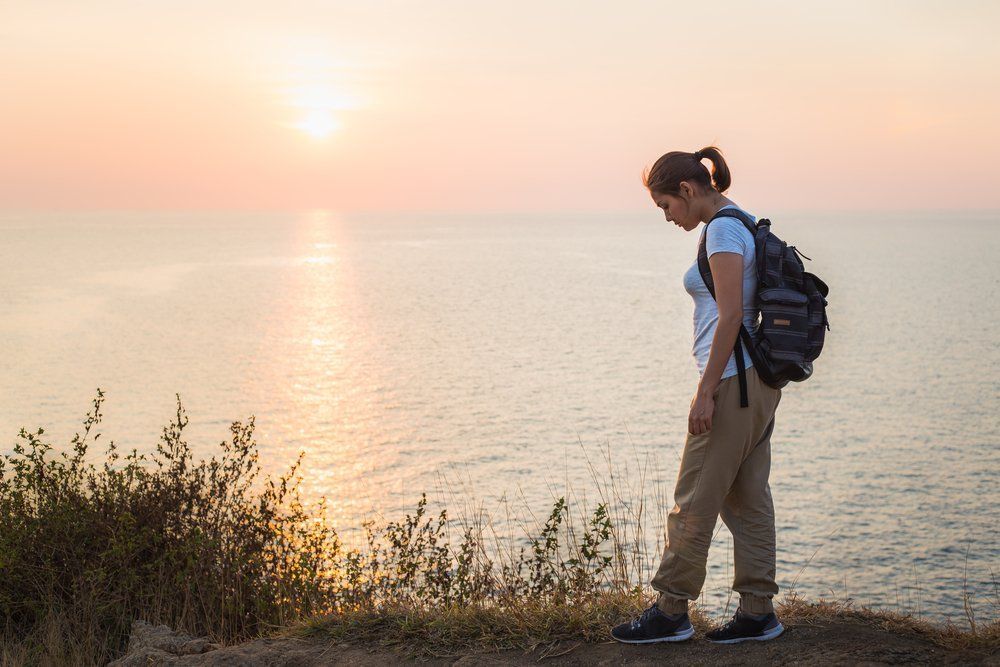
[688,390,715,435]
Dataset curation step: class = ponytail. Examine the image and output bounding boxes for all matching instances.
[643,145,732,195]
[696,146,731,193]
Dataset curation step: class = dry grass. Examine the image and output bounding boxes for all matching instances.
[776,592,1000,653]
[0,612,102,667]
[289,592,998,660]
[293,591,714,659]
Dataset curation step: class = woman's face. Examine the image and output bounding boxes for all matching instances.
[651,188,700,232]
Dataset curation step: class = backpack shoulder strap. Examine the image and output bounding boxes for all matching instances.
[696,228,715,298]
[709,207,758,236]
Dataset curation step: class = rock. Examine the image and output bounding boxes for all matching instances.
[107,620,219,666]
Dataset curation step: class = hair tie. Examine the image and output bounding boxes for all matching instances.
[692,151,702,160]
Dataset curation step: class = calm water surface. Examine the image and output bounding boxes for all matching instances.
[1,210,997,622]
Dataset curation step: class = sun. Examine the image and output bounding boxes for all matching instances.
[294,109,340,139]
[281,79,360,141]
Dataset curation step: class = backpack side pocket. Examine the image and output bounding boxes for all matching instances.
[758,288,809,363]
[802,272,830,361]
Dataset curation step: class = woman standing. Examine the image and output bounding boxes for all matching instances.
[611,147,785,644]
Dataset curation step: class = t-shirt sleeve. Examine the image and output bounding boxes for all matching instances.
[706,217,750,258]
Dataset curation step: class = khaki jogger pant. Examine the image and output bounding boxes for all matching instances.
[651,366,782,616]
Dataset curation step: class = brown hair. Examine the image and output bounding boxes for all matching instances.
[643,146,731,195]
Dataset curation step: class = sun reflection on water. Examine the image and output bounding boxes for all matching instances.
[252,210,401,522]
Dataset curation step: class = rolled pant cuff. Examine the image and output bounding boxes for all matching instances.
[740,594,774,615]
[655,593,689,615]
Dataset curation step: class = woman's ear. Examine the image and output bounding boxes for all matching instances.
[678,181,695,200]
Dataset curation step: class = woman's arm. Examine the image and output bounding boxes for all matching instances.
[688,251,744,435]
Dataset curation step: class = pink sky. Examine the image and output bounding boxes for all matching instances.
[2,1,998,212]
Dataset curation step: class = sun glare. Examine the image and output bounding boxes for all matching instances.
[294,109,340,139]
[286,83,360,140]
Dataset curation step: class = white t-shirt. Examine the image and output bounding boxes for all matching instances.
[681,204,759,379]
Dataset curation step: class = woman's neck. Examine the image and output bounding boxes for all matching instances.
[696,192,735,223]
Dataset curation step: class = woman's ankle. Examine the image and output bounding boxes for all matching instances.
[655,593,689,617]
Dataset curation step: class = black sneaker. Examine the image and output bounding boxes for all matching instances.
[611,603,695,644]
[705,607,784,643]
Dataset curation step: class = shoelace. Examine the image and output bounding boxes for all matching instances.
[630,603,661,630]
[716,607,746,633]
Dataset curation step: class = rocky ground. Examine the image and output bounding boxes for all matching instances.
[110,618,998,666]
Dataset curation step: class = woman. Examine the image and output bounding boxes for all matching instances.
[611,147,785,644]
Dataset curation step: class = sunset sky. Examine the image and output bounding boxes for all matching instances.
[2,1,998,212]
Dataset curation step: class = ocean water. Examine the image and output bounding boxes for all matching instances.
[1,209,997,622]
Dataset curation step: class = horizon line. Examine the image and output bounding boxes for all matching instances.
[0,206,995,218]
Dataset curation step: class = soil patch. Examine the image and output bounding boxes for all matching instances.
[110,617,998,666]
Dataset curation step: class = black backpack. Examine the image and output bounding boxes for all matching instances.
[697,208,830,408]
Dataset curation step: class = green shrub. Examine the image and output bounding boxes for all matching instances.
[0,391,339,663]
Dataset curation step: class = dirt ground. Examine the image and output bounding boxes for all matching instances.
[111,617,998,666]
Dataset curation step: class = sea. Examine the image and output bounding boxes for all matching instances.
[1,209,997,623]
